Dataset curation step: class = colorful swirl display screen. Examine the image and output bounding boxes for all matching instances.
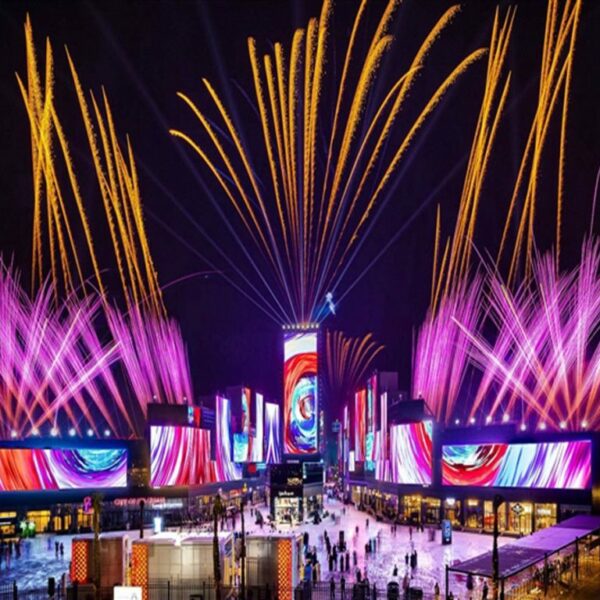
[442,440,592,489]
[265,402,282,464]
[388,421,433,485]
[0,447,127,491]
[283,332,318,454]
[150,425,213,487]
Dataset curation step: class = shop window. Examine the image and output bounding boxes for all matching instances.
[26,510,51,533]
[484,500,506,532]
[402,495,422,523]
[507,502,533,535]
[534,504,557,531]
[465,500,482,529]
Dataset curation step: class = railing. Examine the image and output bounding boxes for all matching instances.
[0,581,436,600]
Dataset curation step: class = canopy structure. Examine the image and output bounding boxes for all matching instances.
[446,515,600,596]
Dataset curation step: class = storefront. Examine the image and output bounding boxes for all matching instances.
[443,498,461,527]
[484,500,507,532]
[464,499,483,529]
[274,493,303,525]
[534,503,557,531]
[401,495,422,524]
[423,497,441,524]
[507,502,533,535]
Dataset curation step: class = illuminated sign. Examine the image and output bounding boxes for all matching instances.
[442,440,592,489]
[283,332,318,454]
[0,447,127,491]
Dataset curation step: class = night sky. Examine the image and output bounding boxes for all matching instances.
[1,0,599,403]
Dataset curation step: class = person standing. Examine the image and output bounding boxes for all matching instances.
[434,582,440,599]
[330,578,335,600]
[341,576,346,599]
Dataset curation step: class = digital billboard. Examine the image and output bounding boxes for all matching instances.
[442,440,592,489]
[215,396,242,481]
[0,447,127,491]
[251,392,264,463]
[283,331,318,454]
[150,425,213,487]
[265,402,282,464]
[354,389,366,461]
[387,421,433,485]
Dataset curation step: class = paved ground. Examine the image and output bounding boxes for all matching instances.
[1,499,598,600]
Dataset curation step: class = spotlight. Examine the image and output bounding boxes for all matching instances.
[103,429,111,437]
[31,428,40,436]
[50,428,58,437]
[454,419,460,425]
[539,422,546,430]
[559,421,566,430]
[502,414,510,423]
[86,428,94,437]
[469,417,476,424]
[68,428,76,437]
[10,430,17,439]
[582,421,588,429]
[520,423,527,431]
[485,415,492,424]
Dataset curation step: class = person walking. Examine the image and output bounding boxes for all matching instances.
[353,550,357,567]
[330,578,335,600]
[392,564,398,577]
[341,576,346,599]
[434,582,440,599]
[59,542,64,559]
[482,581,489,600]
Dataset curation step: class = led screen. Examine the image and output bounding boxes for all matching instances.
[354,389,366,461]
[233,433,249,463]
[283,332,318,454]
[150,425,213,487]
[265,402,282,464]
[375,421,432,485]
[0,447,127,491]
[442,440,592,489]
[215,396,242,481]
[252,393,264,463]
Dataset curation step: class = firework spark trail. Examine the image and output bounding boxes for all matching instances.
[0,263,137,438]
[412,276,483,424]
[19,20,164,317]
[432,7,515,313]
[458,239,600,431]
[497,0,582,282]
[324,331,384,406]
[12,21,194,437]
[171,0,486,324]
[106,306,194,408]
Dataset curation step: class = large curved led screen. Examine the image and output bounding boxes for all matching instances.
[0,447,127,491]
[283,332,318,454]
[150,425,213,487]
[442,440,592,489]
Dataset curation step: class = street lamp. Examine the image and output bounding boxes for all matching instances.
[492,494,505,600]
[213,491,224,600]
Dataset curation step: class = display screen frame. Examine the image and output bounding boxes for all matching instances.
[441,439,592,490]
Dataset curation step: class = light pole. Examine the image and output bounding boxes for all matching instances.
[240,483,248,600]
[213,490,224,600]
[492,494,504,600]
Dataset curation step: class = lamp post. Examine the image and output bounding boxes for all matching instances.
[213,490,224,600]
[492,494,504,600]
[139,499,145,539]
[240,483,249,600]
